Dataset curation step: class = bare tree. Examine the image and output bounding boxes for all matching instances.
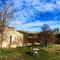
[41,24,51,31]
[0,0,17,48]
[41,24,54,47]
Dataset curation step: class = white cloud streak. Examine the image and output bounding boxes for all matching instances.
[20,20,60,29]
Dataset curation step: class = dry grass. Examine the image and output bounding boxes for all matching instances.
[41,44,60,53]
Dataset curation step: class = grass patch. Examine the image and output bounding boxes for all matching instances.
[0,45,60,60]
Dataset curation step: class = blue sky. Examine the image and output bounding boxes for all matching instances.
[1,0,60,32]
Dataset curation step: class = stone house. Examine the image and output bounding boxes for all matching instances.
[0,27,24,48]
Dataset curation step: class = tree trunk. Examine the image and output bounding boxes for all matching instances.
[0,32,4,48]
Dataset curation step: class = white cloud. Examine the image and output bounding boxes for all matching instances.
[10,19,60,32]
[19,20,60,29]
[25,0,60,12]
[32,2,57,12]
